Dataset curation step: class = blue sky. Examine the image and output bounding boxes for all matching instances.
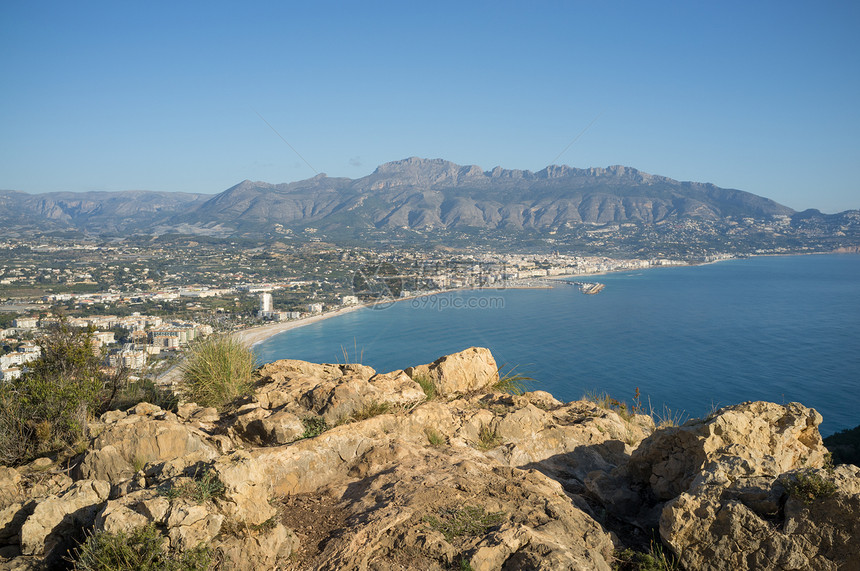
[1,1,858,212]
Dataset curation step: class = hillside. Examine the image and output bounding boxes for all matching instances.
[1,347,857,570]
[4,158,859,256]
[175,158,795,233]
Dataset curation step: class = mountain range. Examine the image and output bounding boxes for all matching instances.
[0,157,852,240]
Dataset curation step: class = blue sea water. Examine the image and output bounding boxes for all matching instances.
[256,254,860,436]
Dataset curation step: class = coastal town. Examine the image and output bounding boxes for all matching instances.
[0,236,703,382]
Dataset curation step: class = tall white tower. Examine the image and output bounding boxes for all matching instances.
[259,292,273,314]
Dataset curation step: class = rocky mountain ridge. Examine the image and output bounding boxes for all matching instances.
[2,158,839,240]
[1,347,857,570]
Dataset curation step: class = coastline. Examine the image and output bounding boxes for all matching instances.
[233,303,371,348]
[233,262,720,350]
[235,254,810,351]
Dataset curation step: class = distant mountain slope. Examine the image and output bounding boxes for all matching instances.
[173,157,795,234]
[0,189,208,234]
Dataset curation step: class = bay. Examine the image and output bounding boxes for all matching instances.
[256,254,860,436]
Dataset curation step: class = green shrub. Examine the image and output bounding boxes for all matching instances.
[159,468,225,504]
[0,320,124,465]
[824,423,860,466]
[613,540,679,570]
[476,424,503,450]
[301,416,328,439]
[112,378,179,412]
[70,523,210,570]
[180,335,256,410]
[782,470,837,504]
[414,374,436,400]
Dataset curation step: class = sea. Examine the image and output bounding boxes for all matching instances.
[256,254,860,436]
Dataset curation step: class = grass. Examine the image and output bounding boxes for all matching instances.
[159,468,225,504]
[350,400,390,421]
[337,338,364,364]
[782,470,837,504]
[492,365,534,396]
[414,374,436,400]
[475,424,504,450]
[652,403,688,429]
[69,523,211,571]
[300,416,328,439]
[612,539,680,570]
[425,427,446,446]
[180,335,256,411]
[422,506,504,542]
[584,390,635,422]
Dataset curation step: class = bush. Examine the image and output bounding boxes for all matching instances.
[782,470,837,504]
[824,424,860,466]
[0,320,125,465]
[301,416,328,439]
[180,335,256,410]
[70,523,210,570]
[112,378,179,412]
[159,468,225,504]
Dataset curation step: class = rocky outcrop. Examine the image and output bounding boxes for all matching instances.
[1,348,857,570]
[661,464,860,570]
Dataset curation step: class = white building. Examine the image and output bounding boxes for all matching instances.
[259,293,273,316]
[0,367,21,381]
[12,317,38,329]
[307,303,323,314]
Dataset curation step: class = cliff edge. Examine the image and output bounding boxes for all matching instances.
[1,347,857,570]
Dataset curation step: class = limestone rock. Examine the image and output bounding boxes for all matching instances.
[406,347,498,397]
[661,465,860,570]
[75,444,135,482]
[77,409,219,480]
[212,523,298,571]
[630,401,826,501]
[96,502,150,535]
[20,479,110,557]
[166,503,224,551]
[0,468,21,510]
[292,445,615,570]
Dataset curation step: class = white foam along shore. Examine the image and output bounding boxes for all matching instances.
[233,303,370,348]
[232,259,732,350]
[232,256,752,350]
[232,288,463,348]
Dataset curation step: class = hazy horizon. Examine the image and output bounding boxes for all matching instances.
[1,1,858,213]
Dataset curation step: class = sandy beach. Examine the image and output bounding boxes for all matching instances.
[230,260,717,350]
[233,303,372,348]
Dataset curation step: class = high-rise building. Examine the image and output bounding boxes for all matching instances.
[259,292,273,315]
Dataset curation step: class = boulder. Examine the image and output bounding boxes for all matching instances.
[0,468,21,510]
[661,464,860,570]
[76,409,219,480]
[629,401,827,500]
[406,347,498,397]
[19,479,110,557]
[166,503,224,551]
[75,444,135,482]
[212,523,298,571]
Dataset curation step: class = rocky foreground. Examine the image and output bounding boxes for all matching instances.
[1,347,858,570]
